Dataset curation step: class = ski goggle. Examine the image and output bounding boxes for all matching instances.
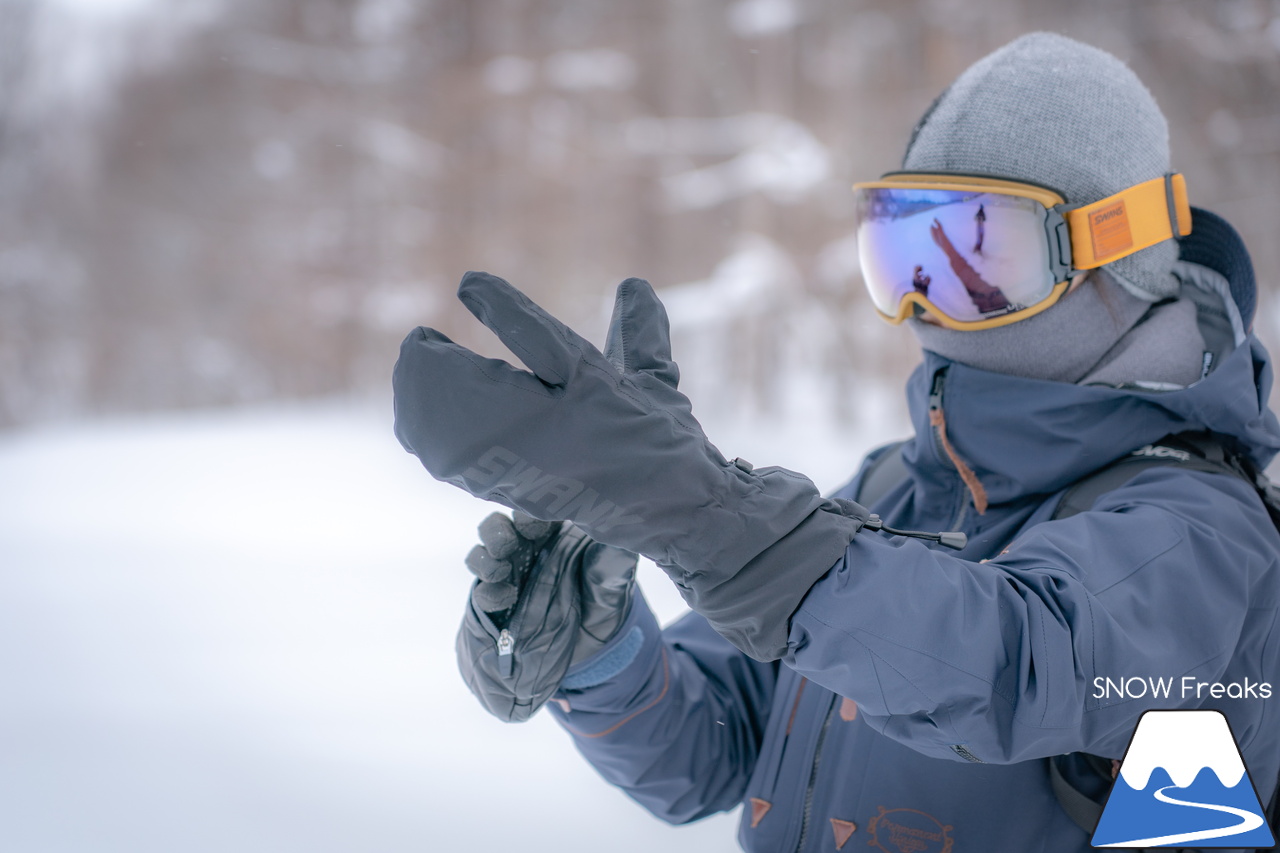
[852,172,1192,330]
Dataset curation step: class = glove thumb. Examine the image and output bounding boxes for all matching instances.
[604,278,679,390]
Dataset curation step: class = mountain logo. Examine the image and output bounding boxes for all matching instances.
[1092,709,1276,848]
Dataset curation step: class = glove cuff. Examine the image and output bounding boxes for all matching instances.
[669,496,868,661]
[560,594,644,690]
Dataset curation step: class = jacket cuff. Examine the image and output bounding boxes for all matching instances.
[553,591,662,705]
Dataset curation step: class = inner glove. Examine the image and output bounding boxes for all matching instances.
[457,512,637,722]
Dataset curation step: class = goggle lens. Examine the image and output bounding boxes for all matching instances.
[854,187,1058,326]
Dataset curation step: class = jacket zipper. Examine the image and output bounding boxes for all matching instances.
[929,367,969,531]
[754,677,808,804]
[794,695,836,852]
[928,368,948,463]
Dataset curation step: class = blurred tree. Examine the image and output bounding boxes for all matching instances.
[2,0,1277,430]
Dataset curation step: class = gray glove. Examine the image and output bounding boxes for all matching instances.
[457,511,637,722]
[395,272,868,661]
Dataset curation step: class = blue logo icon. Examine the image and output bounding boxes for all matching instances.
[1092,710,1275,848]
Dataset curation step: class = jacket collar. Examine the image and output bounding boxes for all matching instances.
[900,209,1280,508]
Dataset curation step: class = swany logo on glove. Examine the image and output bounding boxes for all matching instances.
[391,271,867,662]
[459,446,644,534]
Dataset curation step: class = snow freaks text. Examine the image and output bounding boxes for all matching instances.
[1092,676,1273,701]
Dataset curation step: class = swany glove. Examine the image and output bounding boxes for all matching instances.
[457,511,637,722]
[394,272,869,660]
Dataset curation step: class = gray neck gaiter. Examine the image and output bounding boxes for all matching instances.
[907,271,1154,384]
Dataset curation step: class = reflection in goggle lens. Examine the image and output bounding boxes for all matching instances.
[855,188,1057,323]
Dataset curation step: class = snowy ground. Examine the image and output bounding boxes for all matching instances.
[0,395,896,853]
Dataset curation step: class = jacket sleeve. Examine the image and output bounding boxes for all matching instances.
[785,467,1280,765]
[547,590,779,825]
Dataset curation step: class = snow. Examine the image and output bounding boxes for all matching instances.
[352,0,418,43]
[659,114,830,210]
[46,0,158,20]
[253,139,298,181]
[727,0,801,37]
[30,0,219,115]
[659,233,799,328]
[544,49,637,92]
[357,119,447,178]
[815,232,863,292]
[621,114,829,206]
[0,396,886,852]
[484,55,537,95]
[489,51,639,97]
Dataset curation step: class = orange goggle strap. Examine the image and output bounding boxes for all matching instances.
[1065,173,1192,269]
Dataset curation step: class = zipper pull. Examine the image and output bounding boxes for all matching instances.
[928,368,952,471]
[929,368,947,411]
[927,366,988,516]
[497,628,515,678]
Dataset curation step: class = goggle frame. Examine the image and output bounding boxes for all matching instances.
[852,171,1191,330]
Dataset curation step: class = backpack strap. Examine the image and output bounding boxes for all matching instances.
[1048,755,1108,839]
[852,439,909,507]
[1052,430,1243,521]
[1268,781,1280,845]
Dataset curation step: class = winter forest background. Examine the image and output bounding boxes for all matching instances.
[4,0,1280,428]
[3,1,1280,852]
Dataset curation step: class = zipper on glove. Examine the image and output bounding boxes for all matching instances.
[482,537,559,683]
[497,628,515,678]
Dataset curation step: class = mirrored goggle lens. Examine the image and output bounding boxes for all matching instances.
[854,187,1058,324]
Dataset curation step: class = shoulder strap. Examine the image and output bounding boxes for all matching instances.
[1269,782,1280,847]
[853,439,909,507]
[1052,430,1244,521]
[1048,755,1106,839]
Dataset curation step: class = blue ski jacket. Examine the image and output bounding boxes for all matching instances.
[548,211,1280,853]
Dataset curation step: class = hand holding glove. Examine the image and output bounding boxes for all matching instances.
[457,511,638,722]
[397,272,869,660]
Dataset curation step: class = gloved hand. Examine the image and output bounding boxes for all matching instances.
[457,511,638,722]
[463,511,560,618]
[395,272,869,661]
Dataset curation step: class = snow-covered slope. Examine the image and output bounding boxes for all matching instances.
[0,398,883,853]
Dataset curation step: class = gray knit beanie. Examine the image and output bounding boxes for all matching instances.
[902,32,1179,301]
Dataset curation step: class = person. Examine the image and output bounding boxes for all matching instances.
[928,217,1010,314]
[392,33,1280,851]
[911,264,931,295]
